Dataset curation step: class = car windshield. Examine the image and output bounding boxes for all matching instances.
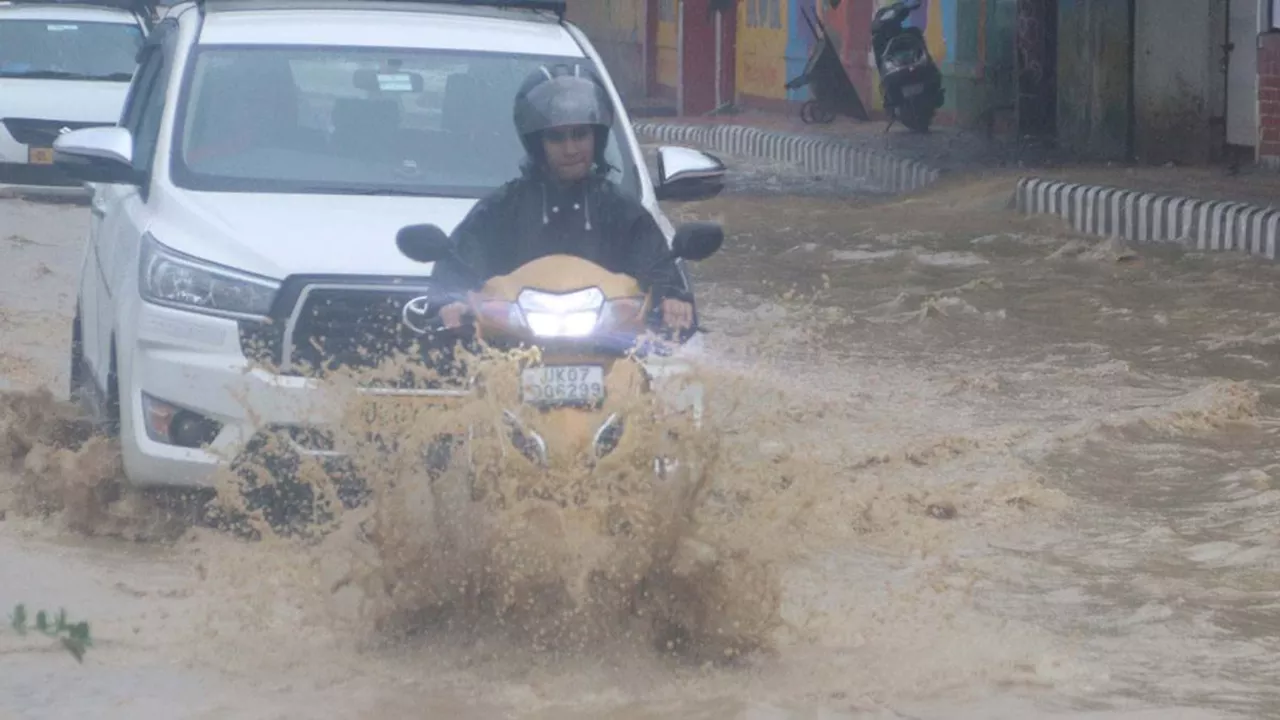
[171,46,641,199]
[0,20,141,80]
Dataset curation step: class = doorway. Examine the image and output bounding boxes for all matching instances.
[1226,0,1259,149]
[677,1,735,115]
[1015,0,1058,141]
[679,0,718,115]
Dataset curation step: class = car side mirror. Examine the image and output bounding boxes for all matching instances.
[671,222,724,262]
[654,146,726,201]
[395,223,453,264]
[53,127,140,185]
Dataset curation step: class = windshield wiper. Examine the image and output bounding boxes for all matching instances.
[296,187,441,197]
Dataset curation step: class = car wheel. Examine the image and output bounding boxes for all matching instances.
[104,340,121,437]
[227,431,370,541]
[69,307,88,408]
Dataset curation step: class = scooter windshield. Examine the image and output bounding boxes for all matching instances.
[472,255,652,351]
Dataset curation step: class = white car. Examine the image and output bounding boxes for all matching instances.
[0,0,149,191]
[52,0,726,506]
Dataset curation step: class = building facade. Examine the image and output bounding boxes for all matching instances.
[568,0,1280,169]
[568,0,1019,128]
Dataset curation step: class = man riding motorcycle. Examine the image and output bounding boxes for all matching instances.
[438,63,695,332]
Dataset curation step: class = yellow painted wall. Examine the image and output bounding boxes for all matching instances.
[737,0,789,100]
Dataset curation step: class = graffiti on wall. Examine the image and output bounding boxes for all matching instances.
[1016,0,1046,84]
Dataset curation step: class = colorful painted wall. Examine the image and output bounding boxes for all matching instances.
[566,0,1017,128]
[733,0,1015,126]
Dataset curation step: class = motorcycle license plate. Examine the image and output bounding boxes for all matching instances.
[521,365,605,405]
[902,84,925,98]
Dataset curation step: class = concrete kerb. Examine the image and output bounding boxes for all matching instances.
[632,120,1280,262]
[632,120,942,194]
[1014,177,1280,261]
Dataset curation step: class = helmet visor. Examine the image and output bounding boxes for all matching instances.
[514,74,615,137]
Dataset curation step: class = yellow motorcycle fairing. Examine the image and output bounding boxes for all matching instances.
[466,254,659,469]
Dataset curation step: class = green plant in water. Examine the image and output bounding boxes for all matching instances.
[10,604,92,662]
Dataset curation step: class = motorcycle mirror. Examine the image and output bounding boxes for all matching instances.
[671,222,724,262]
[396,223,452,264]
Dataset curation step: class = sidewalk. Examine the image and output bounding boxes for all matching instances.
[631,108,1280,261]
[633,109,1034,194]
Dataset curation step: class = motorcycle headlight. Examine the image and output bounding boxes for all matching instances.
[476,298,526,332]
[139,234,279,320]
[598,296,647,329]
[517,287,605,338]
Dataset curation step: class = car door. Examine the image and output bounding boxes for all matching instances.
[89,28,170,392]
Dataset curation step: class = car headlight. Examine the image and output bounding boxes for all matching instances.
[139,234,279,319]
[513,287,604,338]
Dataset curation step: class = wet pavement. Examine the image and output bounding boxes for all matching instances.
[2,156,1280,719]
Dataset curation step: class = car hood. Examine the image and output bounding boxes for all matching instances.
[0,79,129,122]
[146,191,480,280]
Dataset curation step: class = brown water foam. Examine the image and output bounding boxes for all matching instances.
[198,345,791,663]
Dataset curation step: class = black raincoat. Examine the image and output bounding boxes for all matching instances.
[449,168,690,304]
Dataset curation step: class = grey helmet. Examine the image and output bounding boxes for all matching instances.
[512,63,614,170]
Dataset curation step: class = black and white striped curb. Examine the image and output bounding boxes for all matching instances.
[1016,177,1280,259]
[633,121,941,194]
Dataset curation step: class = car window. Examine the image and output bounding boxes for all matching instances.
[129,50,167,175]
[170,46,640,200]
[120,45,161,131]
[0,20,141,81]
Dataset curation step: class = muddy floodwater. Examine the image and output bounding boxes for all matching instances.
[3,165,1280,720]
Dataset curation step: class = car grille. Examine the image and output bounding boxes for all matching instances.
[277,285,471,388]
[1,118,113,147]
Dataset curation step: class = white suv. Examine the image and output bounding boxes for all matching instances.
[0,0,149,191]
[52,0,726,497]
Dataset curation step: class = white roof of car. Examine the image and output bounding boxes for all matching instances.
[196,4,583,56]
[0,2,141,22]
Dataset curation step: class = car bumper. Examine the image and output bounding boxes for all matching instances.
[119,302,346,490]
[0,126,93,194]
[118,302,707,490]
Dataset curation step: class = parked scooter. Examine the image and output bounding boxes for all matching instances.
[871,0,944,132]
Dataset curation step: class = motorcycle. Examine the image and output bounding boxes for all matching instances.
[351,222,729,635]
[385,221,724,481]
[871,0,945,133]
[226,221,721,543]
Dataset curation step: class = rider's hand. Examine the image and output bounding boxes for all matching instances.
[439,301,469,329]
[661,298,694,331]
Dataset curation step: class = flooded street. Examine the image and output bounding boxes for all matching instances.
[3,156,1280,719]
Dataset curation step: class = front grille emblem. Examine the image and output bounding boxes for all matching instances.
[58,126,72,135]
[401,295,434,335]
